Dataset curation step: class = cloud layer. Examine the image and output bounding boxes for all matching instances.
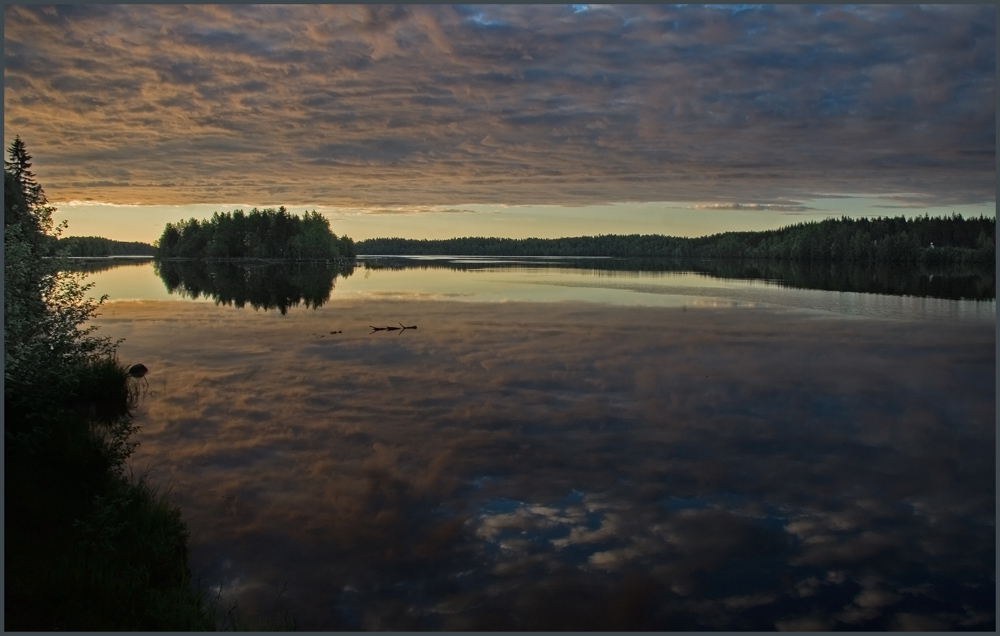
[4,4,995,208]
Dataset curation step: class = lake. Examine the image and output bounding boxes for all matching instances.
[82,257,995,630]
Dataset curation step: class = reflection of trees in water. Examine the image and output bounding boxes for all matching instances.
[154,260,356,314]
[361,257,995,301]
[690,259,995,301]
[58,257,154,275]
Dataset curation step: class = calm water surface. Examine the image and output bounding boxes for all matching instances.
[86,259,995,630]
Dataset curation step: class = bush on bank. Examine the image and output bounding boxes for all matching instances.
[4,137,215,630]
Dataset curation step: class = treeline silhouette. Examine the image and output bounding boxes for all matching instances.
[358,214,995,262]
[155,207,356,260]
[360,256,995,301]
[59,236,155,257]
[154,259,356,314]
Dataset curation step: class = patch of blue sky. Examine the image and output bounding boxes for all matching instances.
[469,12,506,27]
[451,5,507,28]
[673,4,763,13]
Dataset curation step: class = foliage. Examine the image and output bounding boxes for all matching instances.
[4,137,215,631]
[5,231,118,448]
[65,469,213,631]
[357,214,996,263]
[5,135,47,208]
[5,355,213,631]
[156,206,356,260]
[4,147,119,449]
[58,235,156,257]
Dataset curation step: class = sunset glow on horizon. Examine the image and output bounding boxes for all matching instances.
[5,4,995,243]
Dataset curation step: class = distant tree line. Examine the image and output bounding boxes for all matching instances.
[155,207,356,260]
[358,215,995,263]
[58,236,155,257]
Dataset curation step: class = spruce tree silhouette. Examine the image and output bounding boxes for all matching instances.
[5,136,47,207]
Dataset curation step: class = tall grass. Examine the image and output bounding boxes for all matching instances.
[214,583,299,632]
[58,470,215,631]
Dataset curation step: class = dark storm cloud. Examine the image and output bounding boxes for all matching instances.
[3,4,994,207]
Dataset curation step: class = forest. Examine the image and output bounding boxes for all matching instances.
[358,214,995,263]
[58,235,155,257]
[155,207,356,260]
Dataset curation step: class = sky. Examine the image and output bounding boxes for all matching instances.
[4,4,996,243]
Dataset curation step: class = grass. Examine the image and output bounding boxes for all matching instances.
[70,354,138,421]
[214,585,299,632]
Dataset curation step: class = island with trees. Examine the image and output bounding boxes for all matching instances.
[154,207,356,260]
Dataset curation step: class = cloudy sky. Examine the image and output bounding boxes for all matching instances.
[4,4,996,242]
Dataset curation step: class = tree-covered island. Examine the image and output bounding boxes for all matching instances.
[155,207,356,260]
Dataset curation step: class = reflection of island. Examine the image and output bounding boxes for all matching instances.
[360,256,996,301]
[154,260,355,314]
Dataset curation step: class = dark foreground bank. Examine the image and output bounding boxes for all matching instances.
[5,359,215,630]
[4,137,215,630]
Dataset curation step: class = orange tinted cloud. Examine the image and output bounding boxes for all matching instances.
[4,5,995,210]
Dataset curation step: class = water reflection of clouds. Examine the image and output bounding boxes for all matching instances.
[98,299,995,630]
[87,261,996,322]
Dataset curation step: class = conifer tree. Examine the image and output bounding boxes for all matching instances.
[5,135,47,208]
[5,137,56,252]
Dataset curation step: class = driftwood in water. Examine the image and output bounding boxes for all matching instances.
[370,322,417,334]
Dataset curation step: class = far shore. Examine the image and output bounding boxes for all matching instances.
[60,254,155,259]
